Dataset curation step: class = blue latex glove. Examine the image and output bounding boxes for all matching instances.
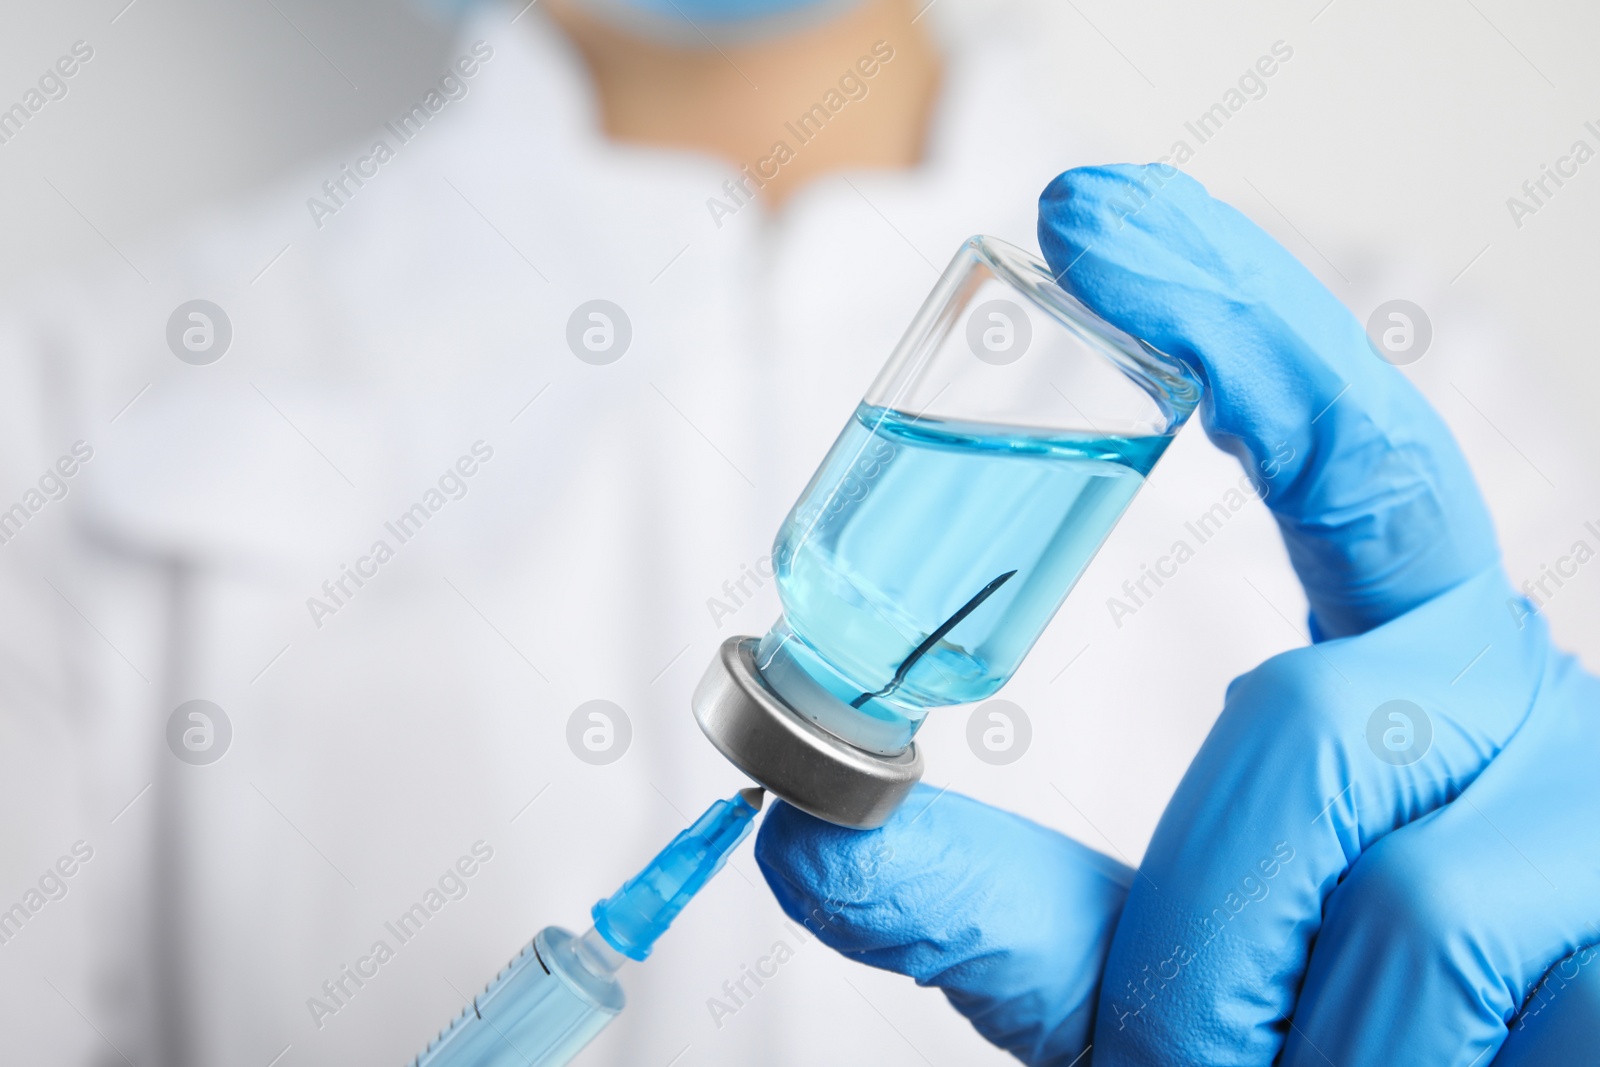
[1493,944,1600,1065]
[1034,164,1600,1065]
[758,163,1600,1066]
[756,784,1130,1065]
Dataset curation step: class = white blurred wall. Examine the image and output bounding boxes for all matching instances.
[5,0,1596,625]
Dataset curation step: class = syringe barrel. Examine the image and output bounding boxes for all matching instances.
[409,927,623,1067]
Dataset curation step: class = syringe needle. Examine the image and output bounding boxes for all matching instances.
[590,787,764,962]
[408,787,767,1067]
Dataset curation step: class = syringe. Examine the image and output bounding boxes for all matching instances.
[408,787,765,1067]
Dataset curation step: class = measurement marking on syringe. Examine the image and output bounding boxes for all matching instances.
[473,997,481,1020]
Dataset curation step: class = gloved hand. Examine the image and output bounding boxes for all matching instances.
[1034,164,1600,1066]
[755,784,1130,1065]
[1493,944,1600,1065]
[758,162,1600,1067]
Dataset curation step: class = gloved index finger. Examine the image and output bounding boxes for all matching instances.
[1037,164,1498,639]
[755,784,1132,1066]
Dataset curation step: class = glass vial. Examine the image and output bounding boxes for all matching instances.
[755,235,1201,755]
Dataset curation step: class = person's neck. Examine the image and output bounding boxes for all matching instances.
[546,0,942,208]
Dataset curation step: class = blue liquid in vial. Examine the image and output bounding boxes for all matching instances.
[759,403,1171,753]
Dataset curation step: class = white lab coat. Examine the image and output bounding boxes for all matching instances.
[0,6,1302,1066]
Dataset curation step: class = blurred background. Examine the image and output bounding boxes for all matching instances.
[1,0,1595,1064]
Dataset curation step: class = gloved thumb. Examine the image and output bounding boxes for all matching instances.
[1038,164,1498,638]
[755,784,1129,1066]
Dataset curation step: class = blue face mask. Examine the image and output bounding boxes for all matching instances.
[577,0,866,44]
[599,0,853,21]
[412,0,864,44]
